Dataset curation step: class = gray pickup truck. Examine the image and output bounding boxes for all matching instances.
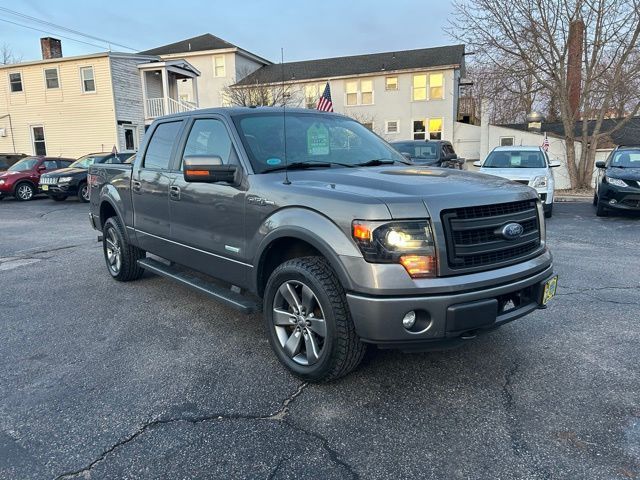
[89,107,557,382]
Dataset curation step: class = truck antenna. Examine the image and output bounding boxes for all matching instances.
[281,47,291,185]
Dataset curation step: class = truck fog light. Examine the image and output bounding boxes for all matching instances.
[402,311,416,329]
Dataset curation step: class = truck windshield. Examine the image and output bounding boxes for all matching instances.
[483,150,546,168]
[610,150,640,168]
[392,142,438,160]
[8,157,38,171]
[232,111,406,173]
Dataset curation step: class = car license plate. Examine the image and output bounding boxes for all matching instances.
[41,185,48,191]
[541,275,558,305]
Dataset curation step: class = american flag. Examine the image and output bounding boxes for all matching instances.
[541,132,550,151]
[316,82,333,112]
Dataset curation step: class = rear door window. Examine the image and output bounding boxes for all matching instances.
[43,160,58,170]
[143,121,183,170]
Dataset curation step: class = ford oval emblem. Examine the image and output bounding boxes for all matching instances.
[501,222,524,240]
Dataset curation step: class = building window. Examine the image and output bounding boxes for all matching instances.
[345,80,358,106]
[124,126,138,151]
[361,80,373,105]
[500,136,515,146]
[385,120,399,134]
[362,122,374,131]
[413,120,426,140]
[429,118,443,140]
[214,55,225,77]
[44,68,59,89]
[80,66,95,92]
[305,83,324,109]
[413,75,427,101]
[385,76,398,90]
[31,126,47,156]
[9,72,22,92]
[429,73,444,100]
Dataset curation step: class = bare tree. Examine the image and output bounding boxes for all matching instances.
[449,0,640,188]
[1,43,22,65]
[222,68,300,107]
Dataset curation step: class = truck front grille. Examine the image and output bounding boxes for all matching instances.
[441,199,542,273]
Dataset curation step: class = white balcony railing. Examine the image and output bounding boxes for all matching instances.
[145,97,197,119]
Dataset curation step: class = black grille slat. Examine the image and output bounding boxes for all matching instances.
[441,200,542,273]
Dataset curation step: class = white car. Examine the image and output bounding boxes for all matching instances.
[474,146,561,218]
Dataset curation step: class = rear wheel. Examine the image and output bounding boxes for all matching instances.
[263,256,366,382]
[14,182,35,201]
[102,216,146,281]
[78,182,89,203]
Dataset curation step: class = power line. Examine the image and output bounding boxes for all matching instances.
[0,17,109,50]
[0,6,138,51]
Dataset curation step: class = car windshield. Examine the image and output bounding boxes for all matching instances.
[483,150,546,168]
[232,112,406,173]
[392,142,438,160]
[610,150,640,168]
[70,155,106,169]
[8,157,38,171]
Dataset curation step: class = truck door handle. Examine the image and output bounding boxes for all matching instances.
[169,185,181,200]
[132,180,141,193]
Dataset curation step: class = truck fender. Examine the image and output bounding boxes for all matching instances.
[251,207,361,293]
[98,185,130,242]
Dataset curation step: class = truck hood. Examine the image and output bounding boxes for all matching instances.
[270,165,537,218]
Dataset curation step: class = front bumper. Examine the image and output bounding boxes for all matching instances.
[599,183,640,211]
[40,183,78,196]
[346,263,554,347]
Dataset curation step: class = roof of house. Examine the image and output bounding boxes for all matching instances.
[500,117,640,147]
[0,51,158,70]
[139,33,238,55]
[234,44,466,86]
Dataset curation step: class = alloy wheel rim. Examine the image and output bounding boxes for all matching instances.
[105,227,122,274]
[81,185,89,201]
[273,280,327,366]
[18,185,33,200]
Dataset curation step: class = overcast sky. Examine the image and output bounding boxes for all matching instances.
[3,0,456,63]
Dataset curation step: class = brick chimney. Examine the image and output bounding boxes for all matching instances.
[40,37,62,60]
[566,20,584,118]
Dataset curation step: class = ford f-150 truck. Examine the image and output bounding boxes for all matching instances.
[89,107,557,382]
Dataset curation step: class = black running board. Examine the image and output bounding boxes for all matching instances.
[137,257,259,314]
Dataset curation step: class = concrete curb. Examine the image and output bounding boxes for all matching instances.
[554,195,592,203]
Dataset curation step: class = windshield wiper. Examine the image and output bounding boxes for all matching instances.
[355,158,409,167]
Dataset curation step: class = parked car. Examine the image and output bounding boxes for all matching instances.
[89,107,556,382]
[473,146,560,218]
[40,152,130,202]
[0,153,27,172]
[390,140,465,169]
[593,146,640,216]
[0,156,74,201]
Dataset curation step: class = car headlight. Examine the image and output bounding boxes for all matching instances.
[605,176,627,188]
[0,179,5,185]
[352,220,436,278]
[58,177,73,183]
[532,176,548,188]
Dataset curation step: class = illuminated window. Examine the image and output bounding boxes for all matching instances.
[385,76,398,90]
[346,80,358,106]
[429,118,443,140]
[413,120,426,140]
[361,80,373,105]
[214,56,225,77]
[429,73,444,99]
[305,83,321,109]
[412,75,426,101]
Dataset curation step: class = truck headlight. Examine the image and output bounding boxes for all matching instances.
[605,176,627,187]
[58,177,73,183]
[532,176,548,188]
[352,220,436,278]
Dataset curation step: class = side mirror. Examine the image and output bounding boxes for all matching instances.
[401,152,413,162]
[549,161,562,168]
[473,161,482,167]
[595,161,606,169]
[442,152,458,161]
[183,155,241,185]
[37,165,47,171]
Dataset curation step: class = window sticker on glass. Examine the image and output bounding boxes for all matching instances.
[266,158,282,165]
[512,155,522,166]
[307,123,330,155]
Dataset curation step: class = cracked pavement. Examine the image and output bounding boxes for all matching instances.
[0,198,638,479]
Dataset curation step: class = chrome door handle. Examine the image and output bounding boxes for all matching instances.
[169,185,181,200]
[132,180,141,193]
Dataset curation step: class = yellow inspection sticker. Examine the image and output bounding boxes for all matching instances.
[541,275,558,305]
[41,185,48,191]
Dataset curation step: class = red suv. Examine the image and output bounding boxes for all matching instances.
[0,156,74,201]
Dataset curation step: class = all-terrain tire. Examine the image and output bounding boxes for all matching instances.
[263,256,366,382]
[102,216,146,281]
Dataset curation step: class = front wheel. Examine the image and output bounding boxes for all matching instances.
[14,182,35,201]
[102,217,146,281]
[263,256,366,382]
[78,182,90,203]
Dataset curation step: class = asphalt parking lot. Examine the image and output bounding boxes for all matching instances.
[1,197,639,480]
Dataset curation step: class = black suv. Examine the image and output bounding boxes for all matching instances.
[593,146,640,216]
[40,152,131,202]
[390,140,465,169]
